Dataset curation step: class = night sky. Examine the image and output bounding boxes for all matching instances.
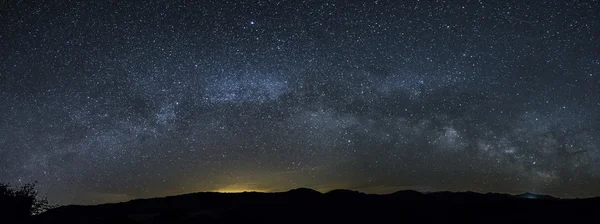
[1,0,599,205]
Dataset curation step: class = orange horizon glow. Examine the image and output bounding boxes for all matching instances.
[212,189,265,193]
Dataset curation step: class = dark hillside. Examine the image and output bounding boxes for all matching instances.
[36,189,600,224]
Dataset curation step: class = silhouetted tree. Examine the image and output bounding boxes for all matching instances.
[0,182,49,221]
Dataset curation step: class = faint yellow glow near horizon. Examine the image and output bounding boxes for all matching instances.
[211,183,270,193]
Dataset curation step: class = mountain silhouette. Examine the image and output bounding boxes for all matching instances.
[286,187,322,195]
[35,188,600,224]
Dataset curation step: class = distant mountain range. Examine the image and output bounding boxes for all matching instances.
[35,188,600,223]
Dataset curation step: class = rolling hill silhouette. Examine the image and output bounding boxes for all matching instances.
[35,189,600,223]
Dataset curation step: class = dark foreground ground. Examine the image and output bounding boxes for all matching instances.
[34,189,600,223]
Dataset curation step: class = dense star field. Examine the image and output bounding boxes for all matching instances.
[1,0,599,205]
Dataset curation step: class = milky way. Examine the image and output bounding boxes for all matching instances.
[1,0,599,204]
